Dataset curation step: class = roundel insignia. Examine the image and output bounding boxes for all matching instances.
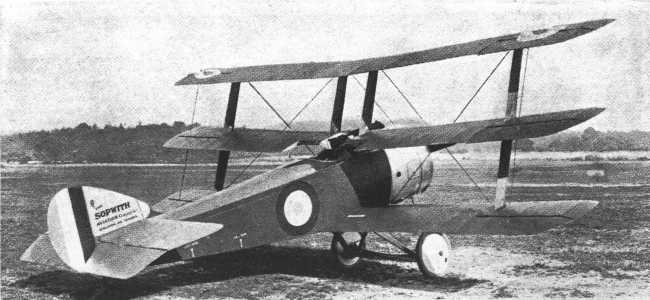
[516,25,567,42]
[276,181,319,235]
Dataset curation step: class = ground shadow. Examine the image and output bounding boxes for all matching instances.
[13,245,487,299]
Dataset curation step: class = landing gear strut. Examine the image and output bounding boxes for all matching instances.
[330,232,451,278]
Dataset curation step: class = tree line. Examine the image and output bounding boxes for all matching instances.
[1,122,649,164]
[2,122,219,163]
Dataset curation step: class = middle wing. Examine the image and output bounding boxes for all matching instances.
[164,107,603,152]
[357,107,604,150]
[164,127,330,152]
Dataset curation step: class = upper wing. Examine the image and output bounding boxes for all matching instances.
[176,19,613,85]
[164,127,330,152]
[357,107,604,150]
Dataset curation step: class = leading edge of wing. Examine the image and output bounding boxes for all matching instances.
[357,107,604,150]
[176,19,613,85]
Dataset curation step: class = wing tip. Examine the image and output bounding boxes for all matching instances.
[595,18,616,28]
[162,137,177,148]
[583,106,606,119]
[175,74,194,86]
[574,18,615,32]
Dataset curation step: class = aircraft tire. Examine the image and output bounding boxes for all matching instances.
[330,232,364,269]
[415,232,450,278]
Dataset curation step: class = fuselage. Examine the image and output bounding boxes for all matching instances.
[158,147,436,259]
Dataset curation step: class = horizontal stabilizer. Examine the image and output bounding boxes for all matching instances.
[358,107,604,150]
[152,188,215,214]
[22,218,222,279]
[21,234,69,270]
[164,127,330,152]
[176,19,613,84]
[23,184,224,279]
[97,218,222,250]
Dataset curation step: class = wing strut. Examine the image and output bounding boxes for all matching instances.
[362,71,378,126]
[495,48,523,209]
[214,82,240,190]
[330,76,348,134]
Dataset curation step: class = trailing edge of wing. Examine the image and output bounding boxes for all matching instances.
[357,107,604,150]
[164,127,330,152]
[176,19,613,85]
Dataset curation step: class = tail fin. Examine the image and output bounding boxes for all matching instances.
[47,186,151,268]
[23,186,221,279]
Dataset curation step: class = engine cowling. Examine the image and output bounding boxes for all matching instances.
[340,147,434,207]
[385,147,434,203]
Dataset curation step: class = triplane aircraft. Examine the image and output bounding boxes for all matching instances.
[22,19,613,279]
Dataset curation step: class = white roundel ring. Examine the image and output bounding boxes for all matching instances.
[283,190,313,226]
[276,182,319,235]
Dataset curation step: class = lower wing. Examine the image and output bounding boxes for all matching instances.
[324,200,598,235]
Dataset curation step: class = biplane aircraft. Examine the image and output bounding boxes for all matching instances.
[22,19,613,279]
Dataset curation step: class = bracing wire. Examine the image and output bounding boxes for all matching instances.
[390,151,433,203]
[445,148,490,202]
[453,51,511,123]
[178,85,201,200]
[248,82,292,128]
[381,70,425,121]
[351,75,396,126]
[247,82,316,156]
[446,52,512,202]
[225,79,333,187]
[374,71,433,200]
[288,78,335,125]
[226,151,265,188]
[378,65,490,203]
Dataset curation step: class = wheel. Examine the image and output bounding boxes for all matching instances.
[415,232,450,278]
[331,232,365,269]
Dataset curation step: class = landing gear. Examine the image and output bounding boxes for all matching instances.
[330,231,451,278]
[331,232,366,269]
[415,233,451,278]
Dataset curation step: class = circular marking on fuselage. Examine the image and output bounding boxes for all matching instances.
[276,181,319,235]
[283,190,313,226]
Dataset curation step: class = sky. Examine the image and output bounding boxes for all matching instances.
[2,0,649,134]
